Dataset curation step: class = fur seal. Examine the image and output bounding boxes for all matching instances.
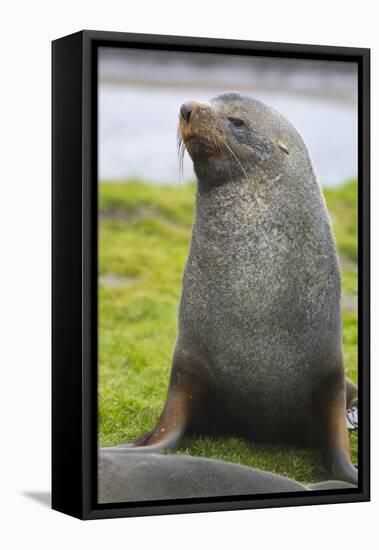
[124,92,358,484]
[98,449,355,503]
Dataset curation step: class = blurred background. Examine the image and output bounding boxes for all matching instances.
[99,47,358,186]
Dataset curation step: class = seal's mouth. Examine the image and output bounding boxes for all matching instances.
[183,133,215,150]
[179,131,218,161]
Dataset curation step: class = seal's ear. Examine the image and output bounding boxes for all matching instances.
[277,139,289,155]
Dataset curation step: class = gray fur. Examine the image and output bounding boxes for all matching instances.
[98,450,355,504]
[98,450,306,503]
[177,92,343,443]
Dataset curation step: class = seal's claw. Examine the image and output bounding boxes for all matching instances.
[346,406,358,430]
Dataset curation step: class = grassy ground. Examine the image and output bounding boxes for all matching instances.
[98,178,358,484]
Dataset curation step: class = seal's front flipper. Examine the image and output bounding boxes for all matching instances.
[115,430,154,449]
[318,378,358,485]
[120,352,211,453]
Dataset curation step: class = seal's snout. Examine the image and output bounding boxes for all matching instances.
[179,100,217,161]
[180,102,193,123]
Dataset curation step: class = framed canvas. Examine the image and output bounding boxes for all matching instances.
[52,30,370,520]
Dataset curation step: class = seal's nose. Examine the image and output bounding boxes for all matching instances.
[180,102,193,123]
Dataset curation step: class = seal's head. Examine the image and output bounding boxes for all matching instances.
[178,92,307,190]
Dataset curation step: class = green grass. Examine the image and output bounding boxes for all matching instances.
[99,178,358,484]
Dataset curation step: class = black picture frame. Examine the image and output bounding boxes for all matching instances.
[52,30,370,520]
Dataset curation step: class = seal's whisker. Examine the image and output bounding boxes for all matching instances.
[218,137,250,183]
[218,137,259,208]
[213,136,223,160]
[178,143,183,184]
[180,142,186,184]
[219,138,248,183]
[177,130,186,185]
[218,139,234,189]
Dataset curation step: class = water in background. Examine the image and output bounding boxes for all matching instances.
[99,48,358,187]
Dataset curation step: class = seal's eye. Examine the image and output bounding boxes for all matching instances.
[228,117,245,127]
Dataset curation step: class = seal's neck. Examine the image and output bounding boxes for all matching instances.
[194,156,257,191]
[192,168,322,249]
[193,176,270,244]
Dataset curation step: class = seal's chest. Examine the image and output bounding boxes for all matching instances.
[210,355,315,440]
